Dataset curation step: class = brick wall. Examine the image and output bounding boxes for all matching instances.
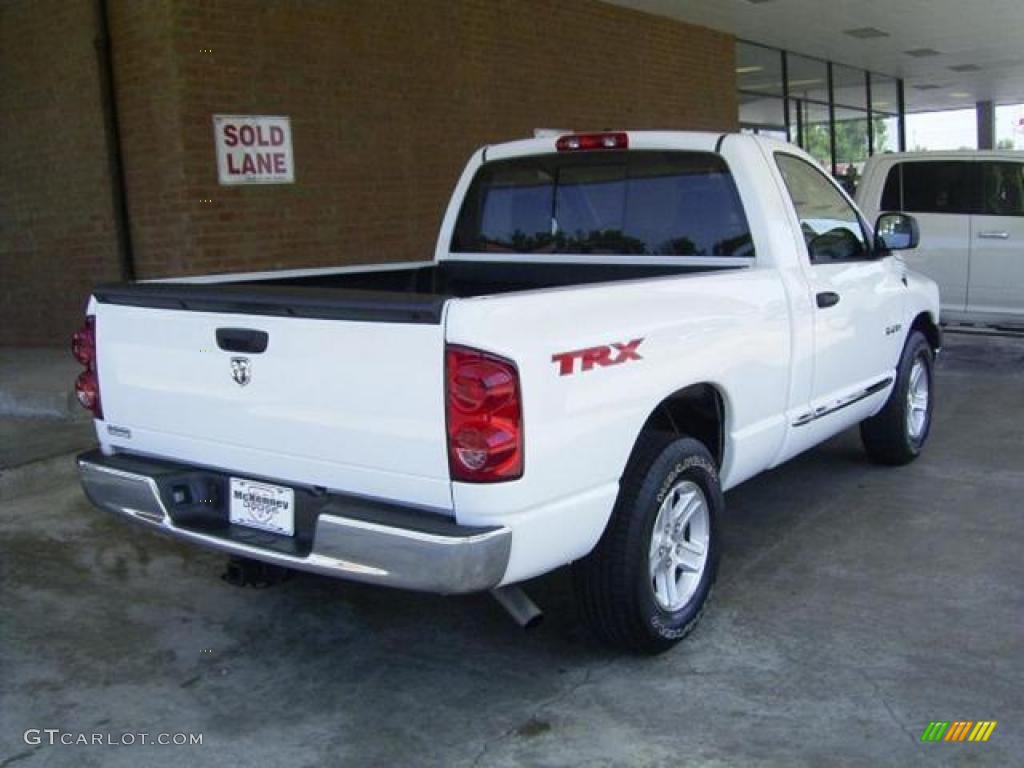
[0,0,124,346]
[159,0,737,276]
[1,0,736,346]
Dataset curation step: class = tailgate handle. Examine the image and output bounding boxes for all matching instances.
[216,328,269,354]
[816,291,841,309]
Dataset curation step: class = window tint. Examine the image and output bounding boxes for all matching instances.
[880,161,977,214]
[451,151,754,257]
[775,153,868,263]
[980,161,1024,216]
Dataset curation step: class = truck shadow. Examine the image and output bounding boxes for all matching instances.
[251,426,873,662]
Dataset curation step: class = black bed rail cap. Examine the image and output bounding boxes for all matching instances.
[91,281,448,325]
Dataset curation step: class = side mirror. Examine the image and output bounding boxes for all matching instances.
[874,212,919,252]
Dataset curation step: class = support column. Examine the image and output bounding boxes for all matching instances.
[977,100,995,149]
[897,79,907,151]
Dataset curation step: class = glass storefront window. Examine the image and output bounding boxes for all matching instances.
[871,74,900,116]
[739,93,787,136]
[871,74,901,154]
[737,42,784,97]
[737,42,788,136]
[832,64,867,111]
[833,107,870,194]
[737,41,905,178]
[795,100,832,171]
[787,54,829,105]
[873,115,900,154]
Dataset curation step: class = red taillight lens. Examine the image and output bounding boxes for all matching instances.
[555,132,628,152]
[446,345,523,482]
[75,370,101,414]
[71,315,96,367]
[71,315,102,418]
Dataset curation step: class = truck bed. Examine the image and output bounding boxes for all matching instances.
[93,261,725,324]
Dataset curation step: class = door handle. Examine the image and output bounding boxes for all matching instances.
[216,328,269,354]
[977,231,1009,239]
[816,291,840,309]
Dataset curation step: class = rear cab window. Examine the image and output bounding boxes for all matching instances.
[451,151,755,258]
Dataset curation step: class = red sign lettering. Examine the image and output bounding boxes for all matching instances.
[215,116,293,184]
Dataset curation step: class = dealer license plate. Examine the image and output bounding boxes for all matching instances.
[229,478,295,536]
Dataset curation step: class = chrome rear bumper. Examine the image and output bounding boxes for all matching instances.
[77,451,510,594]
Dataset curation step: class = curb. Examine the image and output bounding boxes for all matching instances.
[0,451,83,502]
[0,390,86,421]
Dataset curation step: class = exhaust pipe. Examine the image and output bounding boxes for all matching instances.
[491,585,543,629]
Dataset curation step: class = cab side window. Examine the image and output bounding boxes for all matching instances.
[880,161,977,214]
[775,153,869,264]
[980,161,1024,216]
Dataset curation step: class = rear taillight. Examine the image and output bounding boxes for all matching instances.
[445,345,523,482]
[71,315,96,366]
[71,315,102,419]
[555,132,628,152]
[75,370,100,413]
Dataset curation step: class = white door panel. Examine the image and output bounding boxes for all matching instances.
[772,153,904,423]
[899,212,970,314]
[969,158,1024,318]
[807,259,903,402]
[968,214,1024,316]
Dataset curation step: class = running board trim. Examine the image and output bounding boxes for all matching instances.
[792,377,893,427]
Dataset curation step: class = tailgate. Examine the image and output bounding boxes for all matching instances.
[92,300,452,511]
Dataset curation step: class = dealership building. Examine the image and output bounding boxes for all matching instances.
[1,0,1017,345]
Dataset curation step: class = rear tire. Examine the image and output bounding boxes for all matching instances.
[572,433,721,654]
[860,331,934,465]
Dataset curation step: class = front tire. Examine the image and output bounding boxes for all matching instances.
[572,433,722,654]
[860,331,935,465]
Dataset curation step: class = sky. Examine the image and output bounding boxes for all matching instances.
[904,103,1024,151]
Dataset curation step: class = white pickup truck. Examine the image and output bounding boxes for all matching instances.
[74,131,939,653]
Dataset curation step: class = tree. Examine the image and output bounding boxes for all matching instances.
[997,138,1015,150]
[801,116,890,169]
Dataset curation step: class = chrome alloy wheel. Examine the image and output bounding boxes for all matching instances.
[906,355,930,441]
[648,480,710,612]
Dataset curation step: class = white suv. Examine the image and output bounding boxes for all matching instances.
[857,151,1024,325]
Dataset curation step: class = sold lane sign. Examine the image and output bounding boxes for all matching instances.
[213,115,294,185]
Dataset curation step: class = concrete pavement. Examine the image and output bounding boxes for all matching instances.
[0,348,87,421]
[1,332,1021,767]
[0,347,96,496]
[0,418,95,471]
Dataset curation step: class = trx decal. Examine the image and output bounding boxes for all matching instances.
[552,339,644,376]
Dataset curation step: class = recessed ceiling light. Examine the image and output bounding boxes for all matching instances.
[905,48,942,58]
[950,92,972,98]
[844,27,890,39]
[948,64,982,72]
[913,84,942,91]
[874,101,891,108]
[736,66,764,74]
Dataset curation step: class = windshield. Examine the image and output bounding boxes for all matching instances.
[451,151,754,258]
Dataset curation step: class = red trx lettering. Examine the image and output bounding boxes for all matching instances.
[552,339,644,376]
